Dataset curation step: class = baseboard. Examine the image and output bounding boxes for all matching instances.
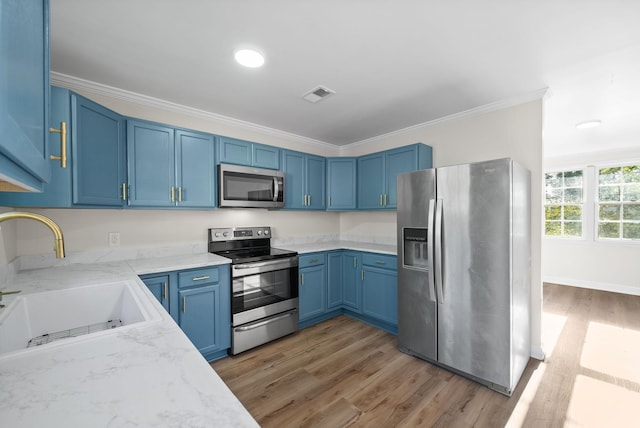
[543,276,640,296]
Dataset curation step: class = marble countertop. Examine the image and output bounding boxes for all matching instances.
[0,254,258,428]
[279,240,397,256]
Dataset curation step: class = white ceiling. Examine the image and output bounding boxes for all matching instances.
[50,1,640,158]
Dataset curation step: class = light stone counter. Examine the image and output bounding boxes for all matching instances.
[279,240,397,256]
[0,254,258,428]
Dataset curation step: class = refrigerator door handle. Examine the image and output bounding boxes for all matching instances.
[427,199,437,302]
[434,198,444,304]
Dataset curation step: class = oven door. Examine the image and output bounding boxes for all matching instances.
[218,163,284,208]
[231,257,299,325]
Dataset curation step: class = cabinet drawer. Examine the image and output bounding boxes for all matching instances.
[178,267,220,288]
[299,253,326,267]
[362,253,397,270]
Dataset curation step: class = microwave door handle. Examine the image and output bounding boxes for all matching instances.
[273,177,279,202]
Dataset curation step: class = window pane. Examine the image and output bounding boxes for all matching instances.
[564,170,583,187]
[545,205,562,220]
[623,165,640,183]
[565,188,582,203]
[599,167,622,185]
[623,204,640,221]
[599,204,620,221]
[599,222,620,238]
[599,185,620,202]
[564,205,582,220]
[623,183,640,202]
[545,172,561,187]
[623,223,640,240]
[545,222,561,236]
[545,188,562,204]
[564,221,582,237]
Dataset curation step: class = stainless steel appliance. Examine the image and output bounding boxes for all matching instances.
[208,226,298,354]
[397,158,531,396]
[218,164,284,208]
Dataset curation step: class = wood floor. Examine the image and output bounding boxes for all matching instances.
[211,284,640,427]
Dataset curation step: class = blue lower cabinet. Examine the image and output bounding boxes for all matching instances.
[140,265,230,361]
[299,255,326,321]
[298,250,397,334]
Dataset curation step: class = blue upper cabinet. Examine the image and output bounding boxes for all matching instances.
[282,150,325,210]
[327,157,357,211]
[357,143,432,210]
[218,136,280,170]
[127,120,216,208]
[0,0,51,190]
[72,94,126,206]
[175,130,216,207]
[0,88,126,207]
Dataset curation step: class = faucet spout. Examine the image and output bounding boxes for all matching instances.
[0,212,65,258]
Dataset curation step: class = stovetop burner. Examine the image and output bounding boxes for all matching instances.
[207,226,297,264]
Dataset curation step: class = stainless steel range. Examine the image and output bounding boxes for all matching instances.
[208,226,299,355]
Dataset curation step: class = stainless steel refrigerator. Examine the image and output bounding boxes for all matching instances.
[397,157,531,396]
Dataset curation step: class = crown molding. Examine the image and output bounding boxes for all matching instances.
[50,72,338,152]
[341,88,549,152]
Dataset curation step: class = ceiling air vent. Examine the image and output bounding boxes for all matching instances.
[302,85,336,103]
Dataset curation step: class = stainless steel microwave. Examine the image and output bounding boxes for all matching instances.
[218,163,284,208]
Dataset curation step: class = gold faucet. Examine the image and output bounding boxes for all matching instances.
[0,212,65,258]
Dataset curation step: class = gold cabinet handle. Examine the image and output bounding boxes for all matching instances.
[375,260,386,265]
[384,194,388,206]
[162,282,167,300]
[308,195,311,206]
[121,183,127,201]
[301,272,304,285]
[309,258,318,263]
[192,275,209,281]
[362,269,364,281]
[182,296,186,313]
[328,196,331,206]
[170,186,175,202]
[353,257,357,268]
[49,121,67,168]
[303,195,306,206]
[380,194,383,206]
[178,187,183,202]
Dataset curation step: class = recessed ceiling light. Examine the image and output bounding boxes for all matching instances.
[234,49,264,68]
[575,120,602,129]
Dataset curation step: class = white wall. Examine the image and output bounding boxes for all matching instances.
[341,100,545,359]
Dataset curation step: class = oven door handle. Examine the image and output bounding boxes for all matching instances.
[273,177,280,202]
[235,310,297,331]
[235,259,297,269]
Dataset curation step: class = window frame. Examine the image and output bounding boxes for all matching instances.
[595,162,640,242]
[544,168,586,239]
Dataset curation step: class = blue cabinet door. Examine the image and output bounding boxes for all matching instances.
[175,130,216,207]
[0,86,70,206]
[327,251,343,309]
[72,94,125,206]
[127,121,175,206]
[0,0,51,190]
[178,284,224,356]
[384,146,420,209]
[362,266,398,326]
[218,137,252,166]
[282,150,305,209]
[299,265,326,321]
[306,155,326,210]
[141,274,170,313]
[252,143,280,170]
[327,158,356,210]
[342,252,361,312]
[357,153,385,209]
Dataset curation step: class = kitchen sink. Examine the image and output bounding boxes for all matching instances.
[0,280,162,358]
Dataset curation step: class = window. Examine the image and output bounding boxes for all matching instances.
[597,165,640,240]
[544,170,583,237]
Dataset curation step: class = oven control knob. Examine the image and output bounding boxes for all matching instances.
[214,232,221,238]
[223,232,229,237]
[264,229,269,235]
[257,230,262,236]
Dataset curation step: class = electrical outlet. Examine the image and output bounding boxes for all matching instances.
[108,232,120,247]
